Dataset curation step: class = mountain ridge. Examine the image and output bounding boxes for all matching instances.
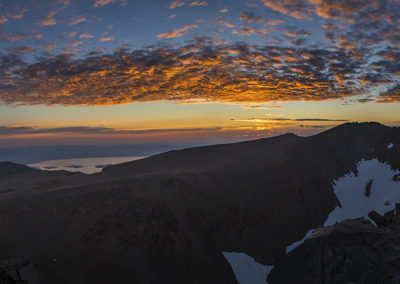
[0,122,399,284]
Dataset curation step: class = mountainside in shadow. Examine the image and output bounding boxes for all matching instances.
[0,162,36,181]
[268,208,400,284]
[0,122,399,284]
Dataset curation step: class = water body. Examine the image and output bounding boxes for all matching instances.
[28,156,145,174]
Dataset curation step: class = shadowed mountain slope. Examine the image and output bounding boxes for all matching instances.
[0,122,399,284]
[0,162,36,180]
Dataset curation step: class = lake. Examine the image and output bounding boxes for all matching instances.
[28,156,146,174]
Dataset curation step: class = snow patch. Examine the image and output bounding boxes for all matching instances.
[222,252,273,284]
[325,158,400,226]
[225,159,400,282]
[284,158,400,254]
[285,229,313,254]
[388,143,394,149]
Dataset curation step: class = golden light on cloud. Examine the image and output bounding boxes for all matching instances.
[157,24,198,38]
[0,39,377,106]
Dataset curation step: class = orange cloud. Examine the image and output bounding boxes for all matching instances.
[188,1,208,7]
[99,37,114,41]
[79,33,94,39]
[0,39,370,106]
[94,0,117,8]
[4,32,43,41]
[0,16,8,24]
[68,16,88,26]
[37,10,57,26]
[157,24,198,38]
[169,1,186,9]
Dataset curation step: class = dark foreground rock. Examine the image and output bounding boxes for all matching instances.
[0,257,40,284]
[268,211,400,284]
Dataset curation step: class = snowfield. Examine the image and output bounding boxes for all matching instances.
[222,252,273,284]
[325,158,400,226]
[224,158,400,284]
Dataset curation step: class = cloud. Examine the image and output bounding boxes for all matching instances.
[265,19,285,26]
[79,33,94,39]
[0,16,8,24]
[66,31,77,38]
[240,12,264,23]
[220,7,228,13]
[3,32,43,42]
[157,24,198,38]
[378,85,400,102]
[11,46,35,53]
[219,21,234,28]
[68,16,87,26]
[188,1,208,7]
[99,37,114,41]
[263,0,312,20]
[284,27,311,37]
[7,7,29,19]
[232,26,269,36]
[37,10,58,27]
[0,37,399,106]
[61,47,79,53]
[0,125,222,136]
[43,43,57,50]
[94,0,117,8]
[231,118,349,122]
[241,105,283,109]
[68,41,83,47]
[169,1,186,9]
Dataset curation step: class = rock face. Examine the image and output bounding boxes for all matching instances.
[268,210,400,284]
[0,257,40,284]
[0,122,399,283]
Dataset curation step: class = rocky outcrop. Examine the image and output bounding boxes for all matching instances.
[268,209,400,284]
[0,257,40,284]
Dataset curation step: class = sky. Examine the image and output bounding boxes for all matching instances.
[1,0,400,148]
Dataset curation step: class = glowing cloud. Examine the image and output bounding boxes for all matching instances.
[157,24,198,38]
[37,10,58,26]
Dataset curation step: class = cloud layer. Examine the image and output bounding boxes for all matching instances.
[2,36,398,106]
[1,0,400,105]
[0,125,222,135]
